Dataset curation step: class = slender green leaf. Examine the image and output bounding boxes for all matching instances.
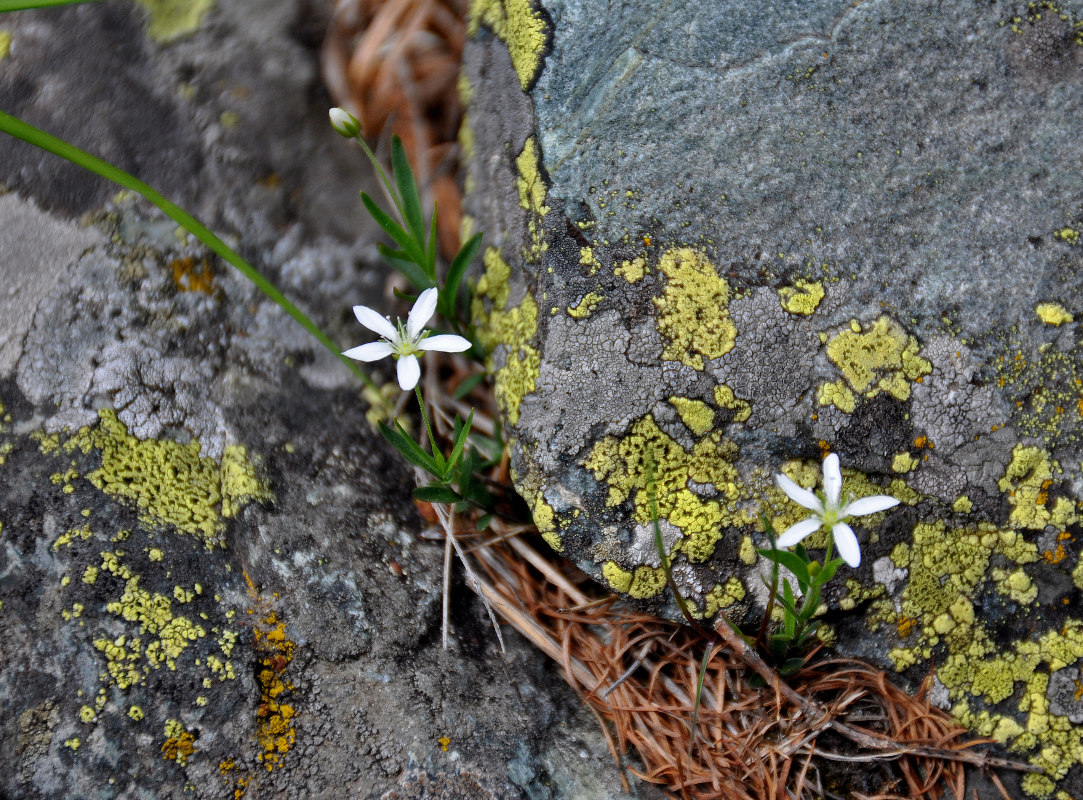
[426,201,438,279]
[452,373,484,400]
[0,110,373,387]
[778,657,806,676]
[0,0,98,9]
[377,243,433,292]
[413,485,461,504]
[818,557,844,586]
[361,192,427,265]
[476,513,493,531]
[391,135,425,245]
[757,548,810,585]
[444,409,474,474]
[442,232,482,319]
[378,421,439,474]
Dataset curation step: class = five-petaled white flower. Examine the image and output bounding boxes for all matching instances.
[774,453,899,568]
[343,287,470,391]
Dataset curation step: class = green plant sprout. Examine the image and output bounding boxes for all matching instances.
[332,108,500,526]
[757,453,899,674]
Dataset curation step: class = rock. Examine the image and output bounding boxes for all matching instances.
[0,2,655,798]
[461,0,1083,794]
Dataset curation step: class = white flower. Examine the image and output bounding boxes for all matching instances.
[774,453,899,568]
[329,107,361,138]
[343,287,470,391]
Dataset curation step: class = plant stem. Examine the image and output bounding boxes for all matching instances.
[414,385,440,461]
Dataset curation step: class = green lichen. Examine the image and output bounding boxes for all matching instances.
[819,316,931,412]
[778,279,825,315]
[471,248,540,425]
[668,397,715,436]
[567,291,604,319]
[467,0,549,90]
[515,137,549,262]
[653,248,737,371]
[136,0,215,44]
[67,409,271,548]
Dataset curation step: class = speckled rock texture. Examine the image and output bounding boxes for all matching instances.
[461,0,1083,794]
[0,2,654,798]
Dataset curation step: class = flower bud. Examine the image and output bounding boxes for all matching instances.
[328,107,361,138]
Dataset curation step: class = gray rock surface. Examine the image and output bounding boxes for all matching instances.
[0,1,653,798]
[462,0,1083,795]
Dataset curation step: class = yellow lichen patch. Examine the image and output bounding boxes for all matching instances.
[1054,227,1080,246]
[566,291,604,319]
[514,137,549,261]
[615,256,647,283]
[472,248,540,425]
[220,445,273,519]
[712,385,751,422]
[627,565,666,599]
[1036,302,1074,326]
[892,452,919,473]
[669,397,715,436]
[998,445,1077,531]
[531,494,561,552]
[696,577,746,619]
[653,248,737,370]
[467,0,548,90]
[953,495,973,513]
[53,524,93,551]
[136,0,215,43]
[738,535,757,565]
[992,567,1039,605]
[778,279,825,315]
[0,30,11,61]
[820,316,931,410]
[583,414,750,564]
[579,246,601,274]
[817,380,856,413]
[161,718,196,765]
[602,560,633,593]
[884,520,1042,703]
[69,409,270,548]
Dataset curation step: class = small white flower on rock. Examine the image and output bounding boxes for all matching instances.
[774,453,899,568]
[343,287,470,391]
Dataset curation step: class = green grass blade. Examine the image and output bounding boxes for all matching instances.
[361,192,427,267]
[441,231,482,321]
[391,135,425,246]
[0,0,98,10]
[0,109,375,388]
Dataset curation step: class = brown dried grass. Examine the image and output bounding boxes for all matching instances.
[322,0,467,257]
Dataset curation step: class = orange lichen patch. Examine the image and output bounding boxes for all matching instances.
[438,735,451,751]
[1043,531,1074,564]
[247,572,298,772]
[171,256,216,293]
[161,721,197,765]
[897,616,917,638]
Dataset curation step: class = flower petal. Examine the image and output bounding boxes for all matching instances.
[419,334,471,353]
[407,288,439,339]
[822,453,842,506]
[342,341,393,362]
[396,354,421,391]
[775,516,822,548]
[775,473,824,513]
[832,522,861,567]
[842,494,900,518]
[354,305,397,340]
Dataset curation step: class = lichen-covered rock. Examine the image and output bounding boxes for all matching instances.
[0,2,655,798]
[462,0,1083,794]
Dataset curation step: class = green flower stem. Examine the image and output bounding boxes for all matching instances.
[0,0,98,10]
[352,133,398,216]
[0,109,376,390]
[414,385,440,464]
